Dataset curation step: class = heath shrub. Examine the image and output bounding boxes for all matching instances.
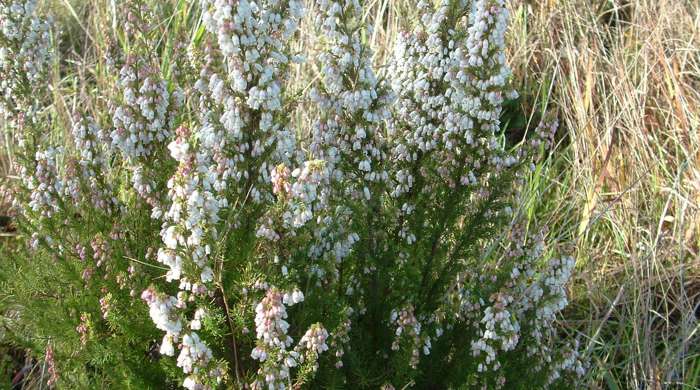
[0,0,585,388]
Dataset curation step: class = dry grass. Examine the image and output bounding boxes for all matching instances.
[507,0,700,387]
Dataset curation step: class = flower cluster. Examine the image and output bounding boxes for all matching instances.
[111,58,173,161]
[286,160,327,228]
[75,313,91,346]
[250,287,329,388]
[141,287,182,335]
[471,292,520,373]
[297,323,329,356]
[109,9,184,208]
[388,0,516,198]
[199,0,305,204]
[328,315,351,368]
[271,163,291,200]
[253,288,294,351]
[20,147,63,219]
[71,116,116,212]
[310,0,394,200]
[0,0,51,128]
[250,287,296,389]
[391,305,425,369]
[99,293,113,320]
[157,126,223,284]
[44,343,58,387]
[142,286,223,389]
[177,333,216,388]
[90,234,110,267]
[454,225,585,388]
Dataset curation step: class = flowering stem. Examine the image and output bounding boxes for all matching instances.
[215,282,242,387]
[417,188,463,303]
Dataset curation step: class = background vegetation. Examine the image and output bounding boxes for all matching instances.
[0,0,698,388]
